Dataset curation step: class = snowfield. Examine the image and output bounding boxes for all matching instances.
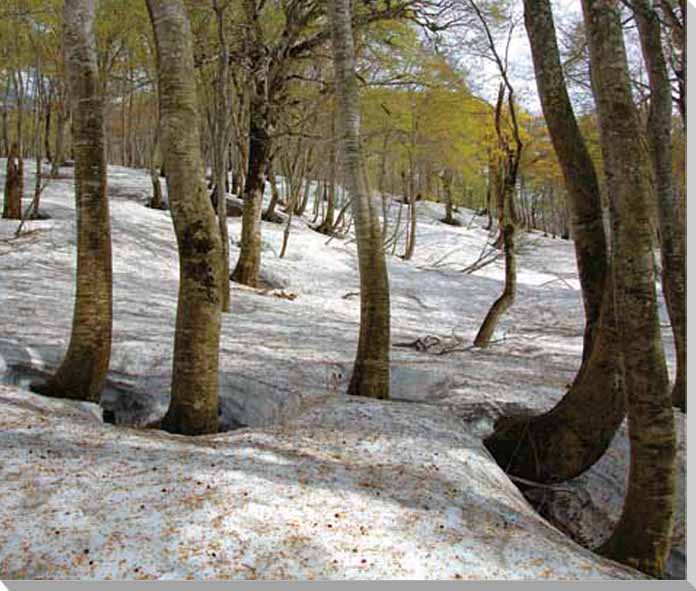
[0,160,685,579]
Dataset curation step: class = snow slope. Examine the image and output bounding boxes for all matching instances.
[0,161,684,579]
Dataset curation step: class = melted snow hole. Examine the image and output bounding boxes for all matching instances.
[0,364,260,433]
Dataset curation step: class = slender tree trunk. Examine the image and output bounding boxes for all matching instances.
[1,77,9,157]
[485,0,624,484]
[11,69,25,203]
[147,0,223,435]
[213,0,231,313]
[632,0,686,412]
[474,83,521,348]
[43,84,53,164]
[582,0,676,576]
[378,132,390,238]
[29,66,44,219]
[293,147,313,216]
[403,167,417,259]
[474,220,516,346]
[329,0,390,399]
[52,102,68,178]
[262,161,282,222]
[295,175,312,217]
[311,177,322,223]
[31,0,112,403]
[149,124,164,210]
[316,125,337,235]
[484,147,497,231]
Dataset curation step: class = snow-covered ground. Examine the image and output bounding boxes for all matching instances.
[0,160,684,579]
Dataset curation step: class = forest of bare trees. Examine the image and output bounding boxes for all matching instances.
[0,0,687,581]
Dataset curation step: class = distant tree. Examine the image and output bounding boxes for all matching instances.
[468,0,523,349]
[329,0,391,399]
[31,0,112,402]
[146,0,224,435]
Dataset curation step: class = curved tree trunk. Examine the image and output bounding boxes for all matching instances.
[484,0,624,484]
[474,221,516,346]
[485,276,624,482]
[582,0,676,576]
[31,0,112,403]
[329,0,390,399]
[147,0,223,435]
[632,0,686,412]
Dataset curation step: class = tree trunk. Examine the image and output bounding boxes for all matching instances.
[474,83,521,348]
[295,175,312,217]
[29,66,45,220]
[147,0,223,435]
[484,0,624,485]
[3,142,22,219]
[292,147,313,216]
[442,168,456,225]
[231,78,270,287]
[582,0,676,576]
[474,221,516,346]
[149,126,164,210]
[262,161,283,222]
[316,126,337,235]
[1,77,9,156]
[213,0,231,313]
[632,0,686,412]
[329,0,390,399]
[30,0,112,403]
[403,154,417,260]
[44,86,53,164]
[51,101,68,178]
[231,1,272,288]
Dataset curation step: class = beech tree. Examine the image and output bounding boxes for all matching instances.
[147,0,224,435]
[329,0,391,399]
[31,0,112,402]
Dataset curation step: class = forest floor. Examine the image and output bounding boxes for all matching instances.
[0,160,685,580]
